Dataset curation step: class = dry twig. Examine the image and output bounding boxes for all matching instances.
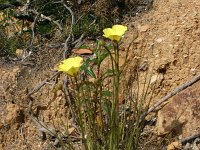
[22,14,39,61]
[181,131,200,145]
[29,9,63,31]
[26,71,68,146]
[147,74,200,114]
[27,71,61,97]
[142,74,200,119]
[55,0,75,59]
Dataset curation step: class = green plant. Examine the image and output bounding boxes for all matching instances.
[55,24,152,149]
[0,30,24,57]
[0,8,27,57]
[72,13,113,39]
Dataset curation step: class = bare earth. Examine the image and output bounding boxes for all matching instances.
[0,0,200,149]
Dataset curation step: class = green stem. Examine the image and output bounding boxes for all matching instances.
[109,41,120,149]
[74,77,89,150]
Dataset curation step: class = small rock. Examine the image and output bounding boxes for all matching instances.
[156,81,200,137]
[6,103,25,130]
[150,74,164,86]
[192,10,198,17]
[138,25,149,32]
[194,138,200,144]
[139,60,149,71]
[167,141,182,150]
[192,138,200,150]
[155,37,164,43]
[150,75,158,85]
[192,142,199,150]
[184,143,191,150]
[190,68,196,75]
[15,49,24,58]
[56,90,63,97]
[178,135,183,140]
[183,54,189,58]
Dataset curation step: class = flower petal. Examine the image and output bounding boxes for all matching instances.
[103,25,127,42]
[103,28,114,39]
[66,66,79,76]
[58,56,83,77]
[112,25,127,36]
[112,35,121,42]
[58,63,70,72]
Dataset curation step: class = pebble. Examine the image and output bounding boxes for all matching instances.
[155,37,164,43]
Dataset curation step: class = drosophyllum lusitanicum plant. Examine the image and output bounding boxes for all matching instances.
[57,25,146,150]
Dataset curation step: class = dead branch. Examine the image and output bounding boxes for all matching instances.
[53,0,76,59]
[62,79,82,137]
[29,9,63,31]
[61,1,75,59]
[27,71,61,137]
[181,131,200,145]
[0,4,15,10]
[21,7,63,61]
[27,71,61,97]
[30,112,56,137]
[22,14,39,61]
[26,71,71,147]
[142,74,200,119]
[28,99,67,146]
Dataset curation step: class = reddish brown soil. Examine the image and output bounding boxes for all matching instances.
[0,0,200,149]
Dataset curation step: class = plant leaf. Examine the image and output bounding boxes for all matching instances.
[72,48,93,55]
[81,62,96,78]
[102,90,112,97]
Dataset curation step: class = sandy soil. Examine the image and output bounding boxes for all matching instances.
[0,0,200,149]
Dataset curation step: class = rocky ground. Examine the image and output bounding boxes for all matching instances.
[1,0,200,149]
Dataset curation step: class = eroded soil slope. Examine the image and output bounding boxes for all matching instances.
[0,0,200,149]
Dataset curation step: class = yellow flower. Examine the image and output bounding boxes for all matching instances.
[103,25,127,42]
[58,56,83,77]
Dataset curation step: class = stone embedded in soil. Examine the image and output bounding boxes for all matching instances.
[137,24,149,32]
[150,74,164,89]
[156,81,200,137]
[5,103,25,130]
[139,59,149,71]
[155,37,164,43]
[167,141,182,150]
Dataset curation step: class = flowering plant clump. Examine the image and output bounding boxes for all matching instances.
[58,56,83,77]
[103,25,127,42]
[54,24,145,149]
